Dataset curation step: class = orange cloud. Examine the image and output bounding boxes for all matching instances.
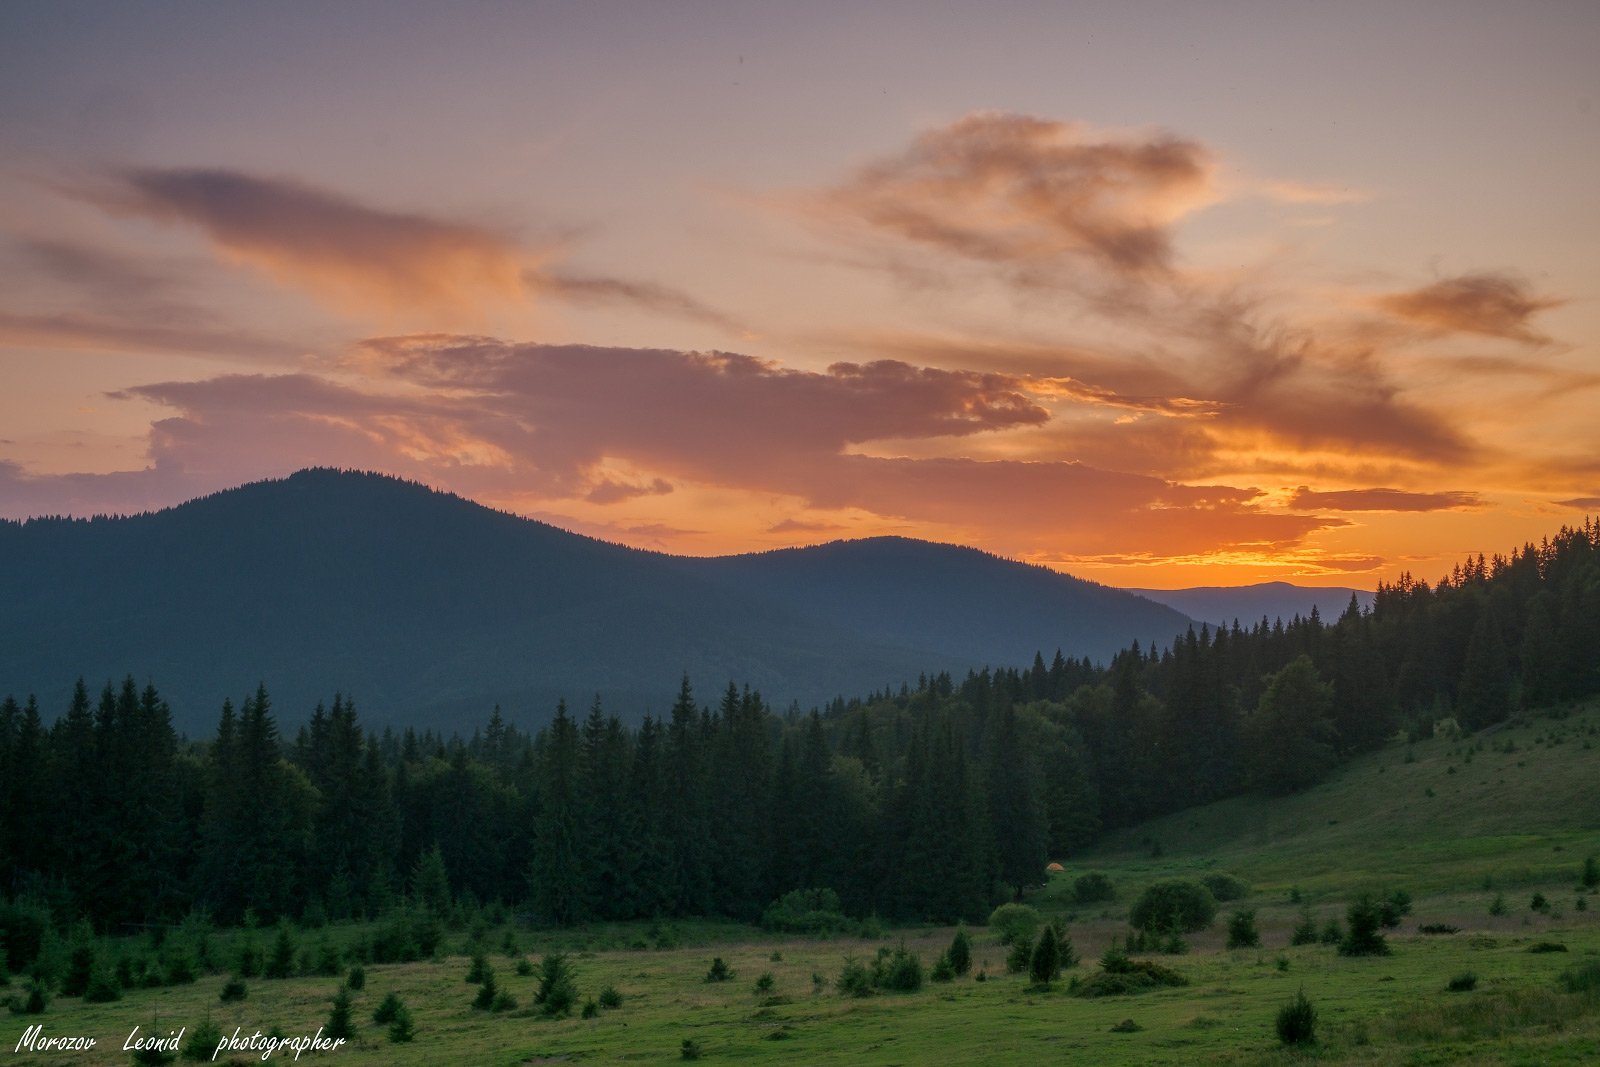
[1378,272,1563,344]
[1286,486,1481,512]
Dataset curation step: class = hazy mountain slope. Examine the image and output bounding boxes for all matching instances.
[1126,581,1375,628]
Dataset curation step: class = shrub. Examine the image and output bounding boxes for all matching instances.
[235,936,261,978]
[491,988,517,1012]
[1290,907,1318,946]
[754,972,775,994]
[182,1018,222,1062]
[16,978,48,1014]
[345,965,365,990]
[582,999,599,1019]
[1276,988,1316,1045]
[1226,909,1260,950]
[1377,890,1413,928]
[373,991,404,1024]
[1073,945,1187,998]
[219,977,247,1003]
[705,957,733,983]
[536,953,578,1016]
[947,926,972,976]
[1201,873,1249,903]
[313,939,342,977]
[1558,960,1600,994]
[599,984,623,1009]
[471,970,498,1010]
[1073,872,1116,904]
[836,957,872,998]
[163,948,196,985]
[1005,938,1032,974]
[1582,854,1600,890]
[1488,893,1507,916]
[265,924,297,979]
[83,966,120,1003]
[1446,971,1477,991]
[987,903,1041,946]
[515,957,534,976]
[681,1038,703,1061]
[62,930,95,997]
[1110,1018,1142,1032]
[1419,924,1461,935]
[761,888,850,934]
[1530,892,1550,913]
[1319,917,1342,945]
[1055,926,1079,970]
[325,985,354,1041]
[1129,880,1217,935]
[873,943,923,992]
[466,952,491,983]
[387,1004,415,1043]
[1029,925,1061,986]
[0,900,51,973]
[1528,941,1568,954]
[1339,894,1391,957]
[930,954,955,982]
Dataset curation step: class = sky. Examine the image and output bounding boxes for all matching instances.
[1,1,1596,588]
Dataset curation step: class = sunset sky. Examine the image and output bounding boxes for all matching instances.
[2,2,1596,588]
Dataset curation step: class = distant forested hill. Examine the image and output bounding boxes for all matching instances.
[1128,582,1376,628]
[0,469,1192,731]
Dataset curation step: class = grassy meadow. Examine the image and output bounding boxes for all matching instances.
[7,701,1600,1066]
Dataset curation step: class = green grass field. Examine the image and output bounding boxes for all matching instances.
[7,702,1600,1065]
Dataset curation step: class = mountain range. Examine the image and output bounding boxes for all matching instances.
[0,469,1201,733]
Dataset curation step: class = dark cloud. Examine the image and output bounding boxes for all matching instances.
[1287,486,1481,512]
[1555,496,1600,510]
[1378,272,1563,344]
[585,476,674,505]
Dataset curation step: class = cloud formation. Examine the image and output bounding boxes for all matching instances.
[1287,486,1481,512]
[811,113,1215,278]
[1378,272,1563,344]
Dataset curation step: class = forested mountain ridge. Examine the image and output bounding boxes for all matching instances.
[0,468,1192,732]
[1127,582,1377,629]
[2,517,1596,933]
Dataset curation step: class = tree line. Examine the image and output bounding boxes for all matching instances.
[1,519,1596,936]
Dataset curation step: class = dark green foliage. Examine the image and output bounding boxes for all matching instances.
[1276,988,1317,1045]
[1055,926,1079,970]
[265,924,296,979]
[1073,871,1116,904]
[681,1038,703,1061]
[1005,938,1032,974]
[1419,924,1461,935]
[1110,1018,1142,1032]
[1029,925,1061,986]
[130,1043,177,1067]
[987,902,1041,946]
[1377,889,1413,927]
[1074,944,1187,998]
[471,969,498,1010]
[1290,906,1319,945]
[1247,656,1338,795]
[373,991,403,1024]
[515,957,534,977]
[466,952,491,983]
[705,957,733,983]
[219,977,247,1002]
[15,978,48,1014]
[1530,891,1549,913]
[183,1019,222,1062]
[387,1004,415,1043]
[1528,941,1568,954]
[599,984,623,1009]
[761,889,850,934]
[1447,971,1478,991]
[162,948,196,984]
[1489,893,1508,916]
[62,927,94,997]
[235,936,261,978]
[1320,917,1343,944]
[582,999,599,1018]
[345,964,365,990]
[83,965,120,1002]
[411,845,452,917]
[870,944,924,992]
[1226,909,1260,949]
[1339,894,1392,957]
[326,985,354,1041]
[1129,880,1217,934]
[1583,854,1600,889]
[1201,873,1249,903]
[491,988,517,1012]
[930,954,955,982]
[754,972,775,994]
[947,926,972,976]
[835,957,873,997]
[1558,960,1600,994]
[535,953,578,1016]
